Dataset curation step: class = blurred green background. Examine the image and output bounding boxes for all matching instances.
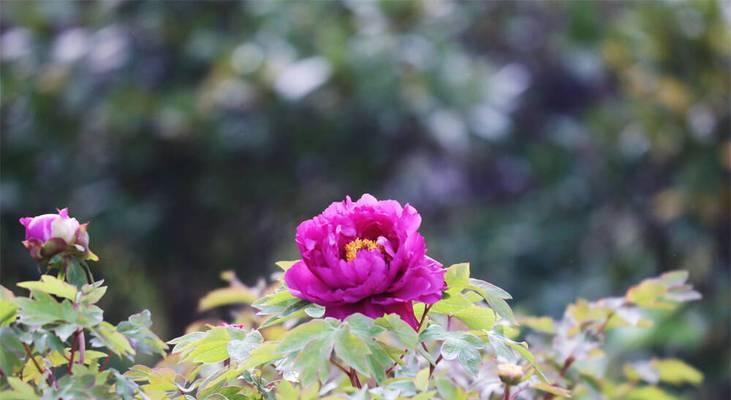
[1,0,728,397]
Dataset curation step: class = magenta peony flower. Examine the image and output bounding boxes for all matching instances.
[19,208,97,262]
[284,194,446,329]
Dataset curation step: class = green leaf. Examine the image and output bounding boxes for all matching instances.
[198,287,257,311]
[437,332,483,375]
[278,319,336,353]
[435,378,468,400]
[15,291,74,326]
[66,259,88,288]
[90,321,135,358]
[487,333,547,382]
[468,278,512,299]
[430,290,474,315]
[453,305,495,330]
[275,380,298,400]
[254,288,311,328]
[466,279,515,323]
[334,326,371,376]
[294,335,334,386]
[0,328,24,376]
[652,358,703,385]
[275,260,298,271]
[78,282,107,305]
[2,377,37,399]
[626,281,669,309]
[376,313,417,348]
[444,263,470,290]
[531,383,571,398]
[227,330,263,362]
[18,275,78,301]
[625,386,679,400]
[305,304,326,318]
[520,316,555,334]
[117,310,168,356]
[184,327,231,363]
[0,299,17,327]
[414,367,430,391]
[240,342,281,370]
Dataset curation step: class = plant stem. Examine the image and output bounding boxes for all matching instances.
[330,355,350,375]
[559,356,575,378]
[100,354,111,371]
[23,343,55,387]
[349,368,362,389]
[503,384,511,400]
[68,333,77,373]
[77,330,85,365]
[416,303,433,332]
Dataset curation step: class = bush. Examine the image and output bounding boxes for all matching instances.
[1,204,702,399]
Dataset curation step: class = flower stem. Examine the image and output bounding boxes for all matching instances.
[77,330,85,365]
[416,303,433,332]
[23,343,55,387]
[503,384,511,400]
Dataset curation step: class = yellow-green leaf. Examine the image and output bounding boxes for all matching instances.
[652,358,703,385]
[198,287,257,311]
[520,316,555,334]
[275,260,299,271]
[18,275,78,301]
[532,383,571,398]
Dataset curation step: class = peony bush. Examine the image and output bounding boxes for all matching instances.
[0,197,703,399]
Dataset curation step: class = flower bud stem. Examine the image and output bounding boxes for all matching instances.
[503,383,511,400]
[77,330,85,365]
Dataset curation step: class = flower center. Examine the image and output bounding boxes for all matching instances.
[344,238,382,261]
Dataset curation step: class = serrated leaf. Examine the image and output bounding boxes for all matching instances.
[240,342,281,370]
[275,260,298,271]
[334,326,371,376]
[532,383,571,397]
[66,260,88,288]
[520,316,555,334]
[294,335,334,386]
[437,332,483,375]
[305,304,326,318]
[276,380,298,400]
[0,299,17,327]
[79,283,107,305]
[15,291,74,326]
[278,319,336,354]
[184,327,231,363]
[18,275,78,301]
[4,377,37,399]
[117,310,168,356]
[430,290,474,315]
[376,313,417,348]
[652,358,703,385]
[0,328,24,376]
[414,367,430,391]
[453,305,495,330]
[445,263,470,290]
[625,386,679,400]
[198,287,257,311]
[468,278,512,299]
[91,321,135,358]
[489,334,547,382]
[227,330,263,362]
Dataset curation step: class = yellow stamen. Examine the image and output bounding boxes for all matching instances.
[344,238,382,261]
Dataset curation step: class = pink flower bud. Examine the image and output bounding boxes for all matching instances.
[19,208,97,262]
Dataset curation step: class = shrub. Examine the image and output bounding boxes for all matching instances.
[1,204,702,399]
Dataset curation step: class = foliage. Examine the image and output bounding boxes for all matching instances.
[0,253,166,399]
[119,262,701,399]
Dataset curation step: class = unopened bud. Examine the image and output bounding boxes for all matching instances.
[497,363,524,385]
